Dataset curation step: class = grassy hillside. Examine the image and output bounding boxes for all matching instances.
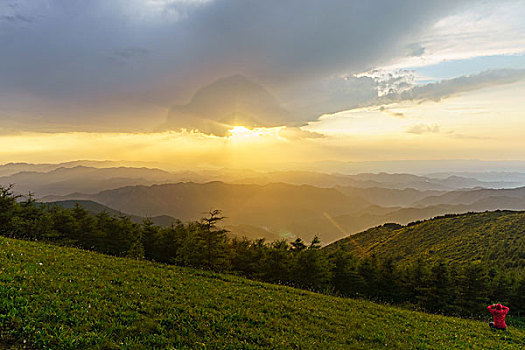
[327,210,525,269]
[1,237,524,349]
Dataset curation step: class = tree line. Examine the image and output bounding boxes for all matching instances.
[1,185,524,318]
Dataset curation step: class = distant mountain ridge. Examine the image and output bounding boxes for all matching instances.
[0,165,198,196]
[0,160,161,177]
[414,186,525,207]
[43,181,371,219]
[45,200,178,227]
[46,199,281,241]
[43,181,371,242]
[42,180,525,243]
[2,163,521,199]
[4,161,525,243]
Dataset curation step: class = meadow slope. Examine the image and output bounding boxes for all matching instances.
[1,237,524,349]
[327,210,525,270]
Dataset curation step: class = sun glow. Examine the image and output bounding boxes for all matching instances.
[227,126,281,142]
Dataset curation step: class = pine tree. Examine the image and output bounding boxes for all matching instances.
[290,238,307,252]
[71,203,97,245]
[126,238,145,260]
[141,219,160,260]
[418,260,453,313]
[330,249,363,297]
[357,256,381,299]
[200,209,229,270]
[510,276,525,316]
[0,185,18,236]
[376,257,401,303]
[290,237,332,290]
[409,258,430,305]
[456,262,490,315]
[259,239,291,283]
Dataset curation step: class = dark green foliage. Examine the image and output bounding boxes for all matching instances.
[0,185,18,236]
[290,237,332,290]
[198,209,229,270]
[329,250,363,297]
[456,262,490,316]
[290,237,307,251]
[230,237,266,277]
[258,239,291,283]
[328,210,525,270]
[510,277,525,316]
[421,260,454,313]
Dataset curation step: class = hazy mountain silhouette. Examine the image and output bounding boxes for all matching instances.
[43,181,372,241]
[0,165,490,198]
[41,179,525,243]
[0,166,179,196]
[414,187,525,207]
[2,162,521,197]
[46,200,178,227]
[0,160,161,177]
[48,199,281,241]
[5,161,525,243]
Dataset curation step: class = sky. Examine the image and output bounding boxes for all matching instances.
[1,0,525,170]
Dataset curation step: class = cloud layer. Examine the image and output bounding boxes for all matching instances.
[0,0,470,131]
[381,69,525,103]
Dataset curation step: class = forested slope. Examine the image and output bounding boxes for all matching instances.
[327,211,525,270]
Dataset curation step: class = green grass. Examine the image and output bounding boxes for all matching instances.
[327,211,525,269]
[1,237,524,349]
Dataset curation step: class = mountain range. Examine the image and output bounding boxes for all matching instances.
[3,161,525,244]
[42,181,525,244]
[2,162,523,198]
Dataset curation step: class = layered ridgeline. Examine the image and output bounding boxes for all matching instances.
[42,181,525,244]
[327,210,525,270]
[43,182,372,243]
[1,237,524,349]
[46,200,178,228]
[5,162,525,244]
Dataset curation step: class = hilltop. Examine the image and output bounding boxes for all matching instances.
[327,210,525,269]
[1,236,524,349]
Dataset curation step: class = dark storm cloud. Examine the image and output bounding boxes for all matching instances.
[0,0,472,130]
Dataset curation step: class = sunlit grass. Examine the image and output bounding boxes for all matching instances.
[1,236,524,349]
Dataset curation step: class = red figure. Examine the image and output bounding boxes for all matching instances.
[487,303,509,330]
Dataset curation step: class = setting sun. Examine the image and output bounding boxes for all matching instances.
[227,126,282,142]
